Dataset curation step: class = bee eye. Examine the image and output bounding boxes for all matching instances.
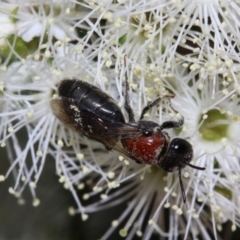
[171,138,193,158]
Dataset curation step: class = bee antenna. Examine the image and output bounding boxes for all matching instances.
[181,160,206,170]
[178,168,186,203]
[178,161,205,203]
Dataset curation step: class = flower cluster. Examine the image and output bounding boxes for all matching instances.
[0,1,240,239]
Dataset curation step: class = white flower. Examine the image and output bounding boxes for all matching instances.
[68,73,240,240]
[1,1,79,42]
[0,5,16,45]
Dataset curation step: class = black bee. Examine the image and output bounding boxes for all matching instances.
[50,72,205,203]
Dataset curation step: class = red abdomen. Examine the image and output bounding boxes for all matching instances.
[121,134,166,165]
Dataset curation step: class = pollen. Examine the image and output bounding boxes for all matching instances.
[187,209,195,214]
[44,50,51,58]
[107,171,115,179]
[111,220,119,227]
[58,176,65,183]
[33,73,42,81]
[32,198,40,207]
[217,224,222,231]
[124,160,129,165]
[176,208,183,215]
[14,192,20,198]
[105,60,112,67]
[76,153,84,160]
[65,38,71,43]
[52,70,62,76]
[232,174,239,181]
[78,183,85,190]
[65,8,70,14]
[74,44,83,54]
[100,194,108,199]
[197,196,204,202]
[164,202,170,208]
[169,17,176,23]
[36,150,43,157]
[119,229,127,237]
[114,17,122,28]
[8,127,14,133]
[0,175,5,182]
[193,47,200,53]
[81,213,89,221]
[57,139,64,147]
[183,172,190,178]
[221,138,228,146]
[83,194,89,200]
[226,59,233,68]
[26,110,34,119]
[52,93,58,99]
[82,166,89,174]
[231,224,237,232]
[29,182,36,188]
[8,187,15,194]
[54,40,62,46]
[102,52,108,59]
[171,192,177,197]
[136,230,143,237]
[93,186,102,192]
[232,115,239,122]
[172,205,178,210]
[193,214,199,219]
[202,114,208,120]
[198,83,204,90]
[181,38,186,44]
[68,207,76,216]
[63,183,69,189]
[208,192,215,198]
[33,53,40,60]
[108,181,120,189]
[18,198,26,205]
[222,89,228,95]
[103,12,113,22]
[148,219,154,225]
[164,187,169,192]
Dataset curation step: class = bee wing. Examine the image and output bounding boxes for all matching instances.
[51,98,141,137]
[51,98,142,162]
[50,99,78,132]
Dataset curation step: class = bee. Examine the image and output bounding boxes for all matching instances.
[50,70,205,203]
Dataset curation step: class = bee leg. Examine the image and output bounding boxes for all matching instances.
[160,118,184,130]
[123,56,135,122]
[160,97,184,129]
[140,95,183,130]
[139,94,176,120]
[139,97,161,120]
